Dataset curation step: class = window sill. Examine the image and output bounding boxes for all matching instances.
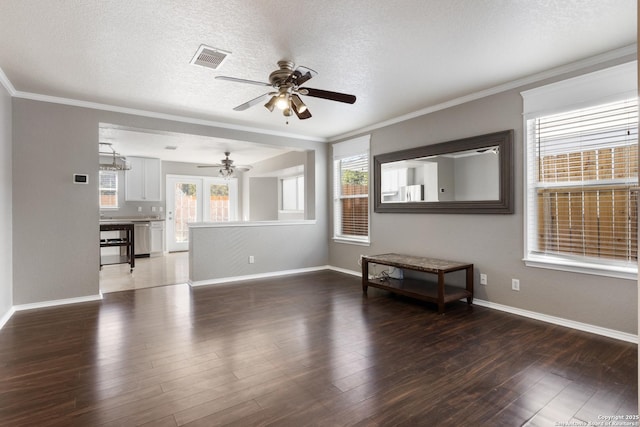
[524,255,637,281]
[278,210,304,214]
[333,237,370,247]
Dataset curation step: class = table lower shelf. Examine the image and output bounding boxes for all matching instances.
[100,255,133,267]
[364,277,471,305]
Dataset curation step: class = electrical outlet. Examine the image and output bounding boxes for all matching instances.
[512,278,520,291]
[151,206,157,212]
[248,255,255,264]
[137,206,142,212]
[480,274,487,285]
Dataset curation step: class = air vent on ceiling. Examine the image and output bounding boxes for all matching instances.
[190,45,230,70]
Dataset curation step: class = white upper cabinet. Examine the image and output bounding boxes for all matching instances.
[125,157,161,201]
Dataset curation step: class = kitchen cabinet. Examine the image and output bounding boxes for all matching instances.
[150,220,165,256]
[125,157,161,201]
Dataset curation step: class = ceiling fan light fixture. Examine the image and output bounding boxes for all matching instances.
[275,93,290,110]
[290,95,307,113]
[219,167,234,179]
[264,95,278,112]
[283,107,293,117]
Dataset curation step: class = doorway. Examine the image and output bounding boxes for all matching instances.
[166,174,238,252]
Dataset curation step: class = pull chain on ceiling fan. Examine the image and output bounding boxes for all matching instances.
[216,61,356,120]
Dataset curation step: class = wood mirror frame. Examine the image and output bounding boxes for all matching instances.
[373,130,514,214]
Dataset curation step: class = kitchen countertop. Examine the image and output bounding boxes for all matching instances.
[100,216,165,223]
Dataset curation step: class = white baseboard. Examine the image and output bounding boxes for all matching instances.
[0,306,15,330]
[326,266,361,277]
[472,299,637,344]
[189,265,331,287]
[327,266,637,344]
[13,294,103,312]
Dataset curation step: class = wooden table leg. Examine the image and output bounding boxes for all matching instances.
[437,271,445,314]
[362,259,369,293]
[466,265,474,305]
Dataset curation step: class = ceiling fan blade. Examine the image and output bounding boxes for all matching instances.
[301,87,356,104]
[284,66,318,87]
[197,164,222,168]
[290,94,312,120]
[233,93,272,111]
[215,76,271,87]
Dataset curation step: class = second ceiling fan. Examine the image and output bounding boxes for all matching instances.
[216,60,356,120]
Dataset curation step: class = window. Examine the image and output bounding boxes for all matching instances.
[522,62,637,279]
[99,170,118,209]
[333,136,370,244]
[281,175,304,211]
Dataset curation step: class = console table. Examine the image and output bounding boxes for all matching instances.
[361,253,473,314]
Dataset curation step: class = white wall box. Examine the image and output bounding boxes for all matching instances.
[125,157,161,201]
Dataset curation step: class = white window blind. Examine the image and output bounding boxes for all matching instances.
[333,136,370,243]
[99,170,118,209]
[525,96,638,277]
[522,61,638,278]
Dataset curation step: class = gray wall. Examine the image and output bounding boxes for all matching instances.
[0,83,12,319]
[190,223,324,282]
[329,58,638,335]
[13,101,99,304]
[12,98,327,305]
[249,177,278,221]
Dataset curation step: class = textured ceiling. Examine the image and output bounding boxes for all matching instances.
[0,0,636,141]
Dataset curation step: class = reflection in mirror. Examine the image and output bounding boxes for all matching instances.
[374,130,513,214]
[381,146,500,203]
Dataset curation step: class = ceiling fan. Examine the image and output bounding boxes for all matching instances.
[216,60,356,120]
[197,152,252,178]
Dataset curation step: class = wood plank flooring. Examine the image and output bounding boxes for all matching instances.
[0,271,637,426]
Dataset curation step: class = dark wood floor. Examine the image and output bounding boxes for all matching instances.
[0,271,636,426]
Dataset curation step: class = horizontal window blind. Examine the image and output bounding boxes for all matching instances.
[333,136,370,243]
[526,98,638,266]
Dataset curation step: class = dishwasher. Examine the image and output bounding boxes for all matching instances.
[134,222,151,257]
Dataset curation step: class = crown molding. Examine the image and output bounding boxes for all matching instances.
[11,90,327,143]
[0,66,16,96]
[329,44,638,142]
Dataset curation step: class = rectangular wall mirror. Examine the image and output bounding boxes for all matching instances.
[374,130,514,214]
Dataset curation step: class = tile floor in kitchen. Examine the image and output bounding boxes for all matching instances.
[99,251,189,293]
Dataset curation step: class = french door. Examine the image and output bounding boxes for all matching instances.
[166,175,237,252]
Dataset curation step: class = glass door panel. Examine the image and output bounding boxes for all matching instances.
[204,178,238,222]
[208,183,230,222]
[166,177,201,252]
